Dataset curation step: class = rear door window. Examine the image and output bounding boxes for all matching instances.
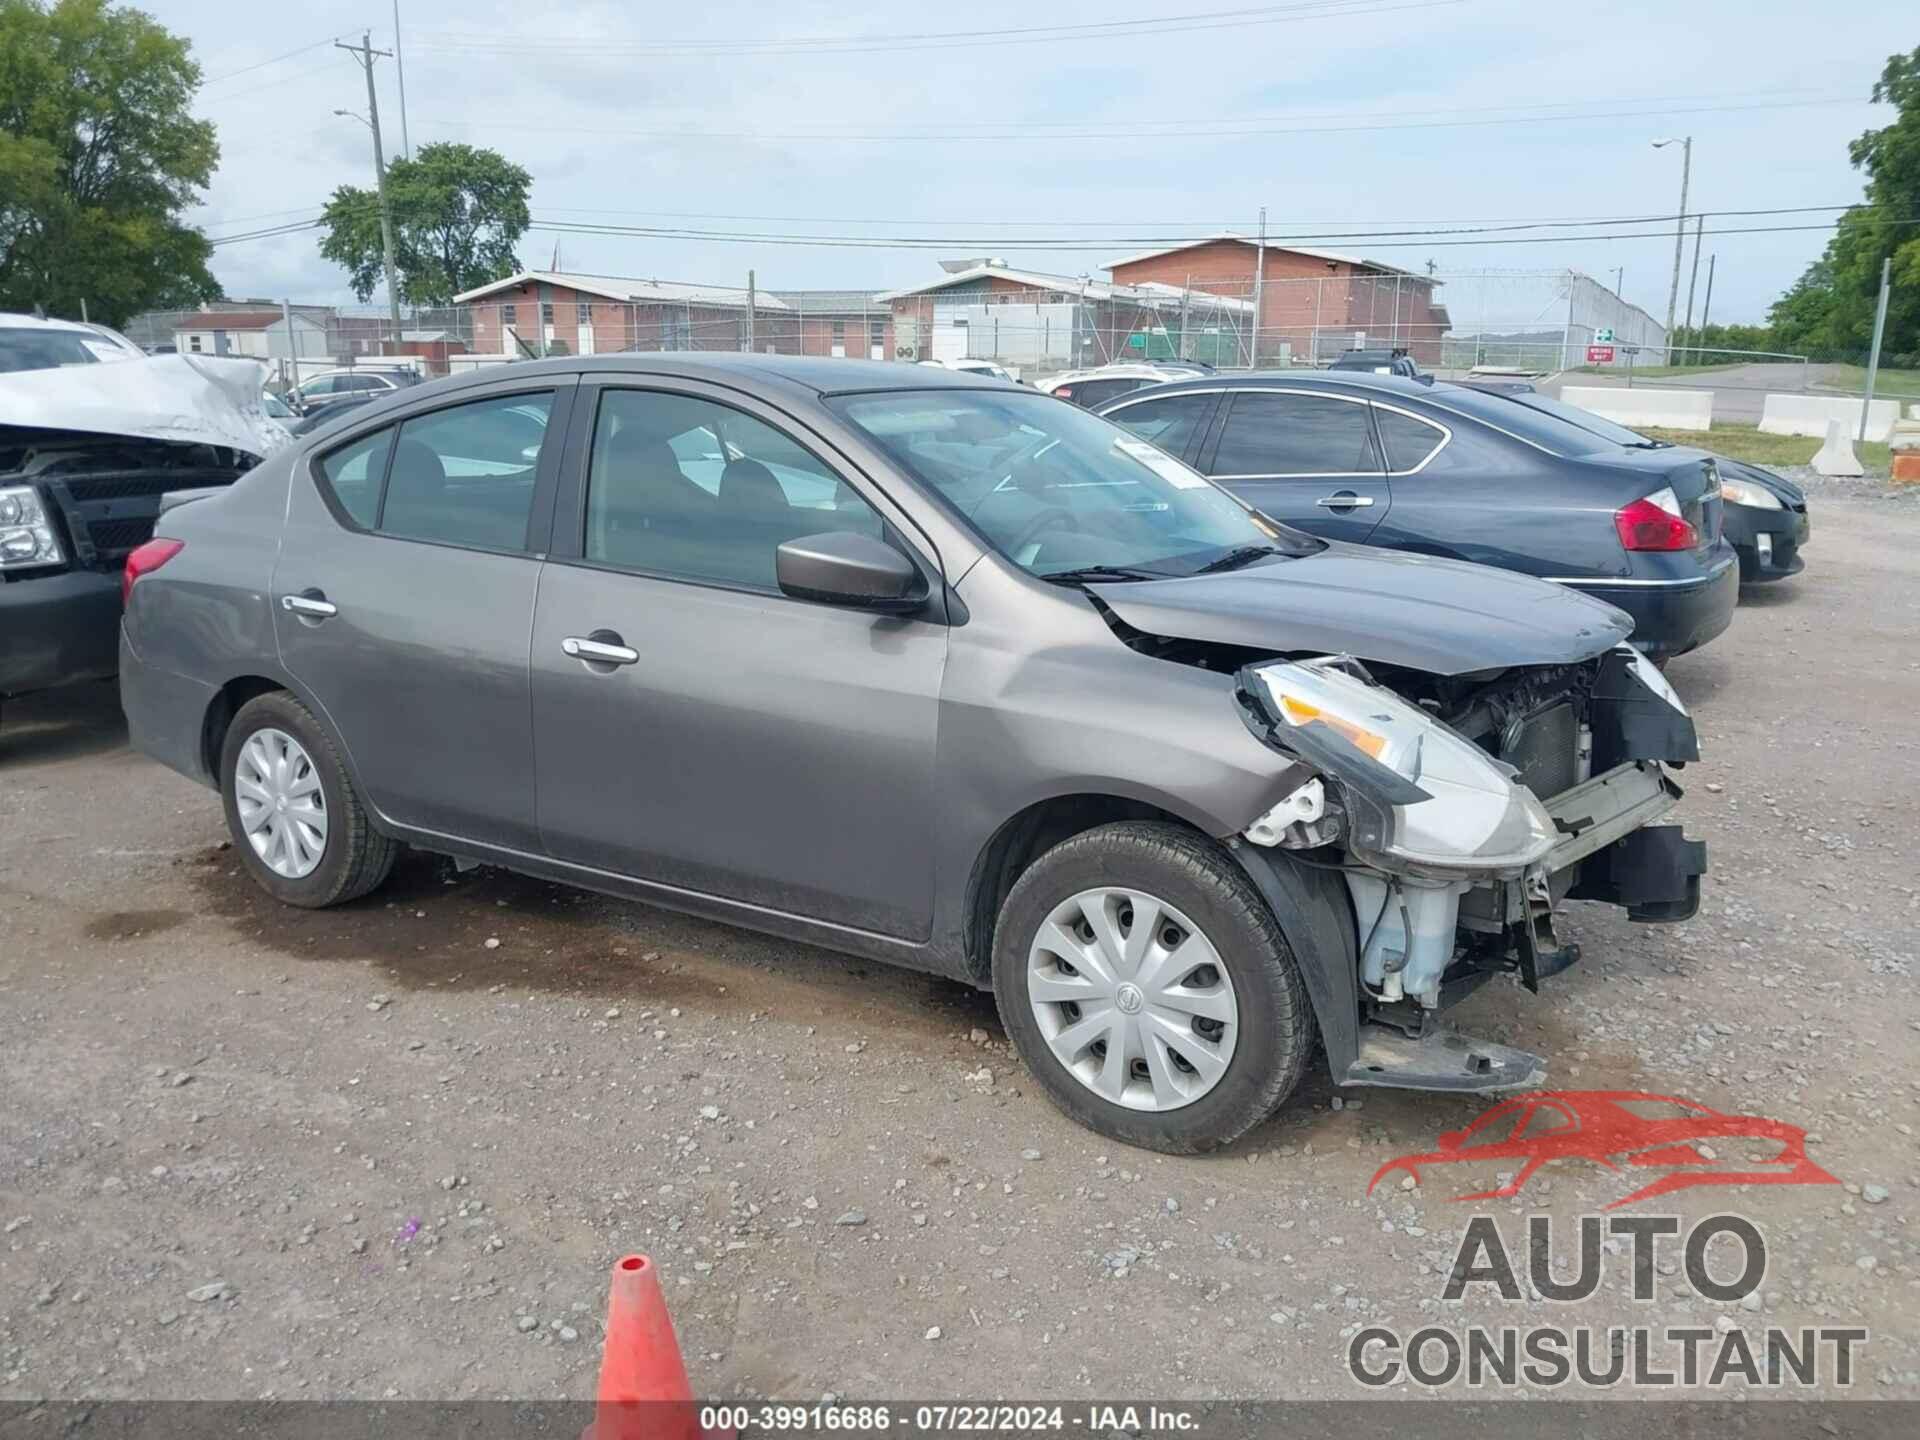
[379,392,554,551]
[1209,393,1381,477]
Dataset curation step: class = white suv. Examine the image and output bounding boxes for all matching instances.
[1042,362,1214,407]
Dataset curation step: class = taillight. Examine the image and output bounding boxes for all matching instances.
[1053,386,1074,400]
[123,537,184,604]
[1613,487,1698,552]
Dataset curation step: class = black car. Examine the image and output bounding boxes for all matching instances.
[1097,372,1738,659]
[1472,387,1810,584]
[1329,348,1424,381]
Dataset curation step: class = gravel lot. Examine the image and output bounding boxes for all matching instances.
[2,489,1916,1406]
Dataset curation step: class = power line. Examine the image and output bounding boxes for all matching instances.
[206,204,1897,251]
[404,0,1463,58]
[418,93,1870,145]
[518,216,1915,253]
[198,32,370,86]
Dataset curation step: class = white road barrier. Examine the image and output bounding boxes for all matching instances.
[1759,393,1900,443]
[1813,418,1864,478]
[1560,386,1714,431]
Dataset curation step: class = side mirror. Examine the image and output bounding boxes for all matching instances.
[776,530,926,613]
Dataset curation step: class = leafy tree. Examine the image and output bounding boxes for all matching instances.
[0,0,220,323]
[1769,46,1920,358]
[318,142,531,306]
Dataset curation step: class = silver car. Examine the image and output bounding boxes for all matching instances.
[119,355,1705,1153]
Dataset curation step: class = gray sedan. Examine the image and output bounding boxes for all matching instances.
[118,354,1705,1153]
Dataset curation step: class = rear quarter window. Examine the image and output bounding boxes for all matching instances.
[317,428,393,528]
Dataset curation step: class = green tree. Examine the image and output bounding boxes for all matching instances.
[318,142,531,306]
[1769,46,1920,358]
[0,0,220,324]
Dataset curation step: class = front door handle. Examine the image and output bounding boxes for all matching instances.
[562,634,640,666]
[280,591,338,617]
[1314,492,1375,509]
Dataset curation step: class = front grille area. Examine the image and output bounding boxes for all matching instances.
[85,516,157,560]
[40,465,243,570]
[1501,701,1581,799]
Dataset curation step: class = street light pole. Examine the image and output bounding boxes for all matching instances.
[1653,136,1692,357]
[336,33,404,346]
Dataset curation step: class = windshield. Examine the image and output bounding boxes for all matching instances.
[831,390,1319,579]
[0,328,104,374]
[1504,391,1669,449]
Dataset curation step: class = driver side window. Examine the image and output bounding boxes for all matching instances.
[585,389,885,591]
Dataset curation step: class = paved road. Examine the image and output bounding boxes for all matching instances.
[1543,362,1838,425]
[2,492,1918,1404]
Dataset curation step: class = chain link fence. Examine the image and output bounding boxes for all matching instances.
[132,269,1885,398]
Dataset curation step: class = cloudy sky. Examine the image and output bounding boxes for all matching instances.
[177,0,1912,326]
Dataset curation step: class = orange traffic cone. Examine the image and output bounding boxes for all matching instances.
[582,1254,731,1440]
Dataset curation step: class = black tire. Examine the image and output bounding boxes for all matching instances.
[991,821,1317,1154]
[219,690,397,908]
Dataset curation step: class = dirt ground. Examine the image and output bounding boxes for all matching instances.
[2,486,1916,1407]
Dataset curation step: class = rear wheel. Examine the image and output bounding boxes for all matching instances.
[991,821,1316,1154]
[220,691,396,908]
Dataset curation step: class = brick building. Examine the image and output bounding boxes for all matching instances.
[878,260,1252,374]
[453,271,790,358]
[1104,235,1451,365]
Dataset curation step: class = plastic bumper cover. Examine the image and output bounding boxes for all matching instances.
[0,568,121,699]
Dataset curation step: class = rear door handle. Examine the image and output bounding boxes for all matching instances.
[1314,492,1375,508]
[280,592,337,617]
[562,635,640,666]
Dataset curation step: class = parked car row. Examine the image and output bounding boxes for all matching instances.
[109,352,1709,1154]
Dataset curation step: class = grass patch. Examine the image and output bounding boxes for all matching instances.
[1571,362,1740,379]
[1816,363,1920,399]
[1637,422,1891,473]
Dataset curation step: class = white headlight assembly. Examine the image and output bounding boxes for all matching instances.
[1243,658,1557,876]
[0,485,65,570]
[1718,476,1782,510]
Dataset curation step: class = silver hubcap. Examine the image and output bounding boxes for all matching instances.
[1026,887,1239,1112]
[235,728,328,879]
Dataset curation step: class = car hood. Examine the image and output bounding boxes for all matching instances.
[1090,542,1633,676]
[0,353,289,459]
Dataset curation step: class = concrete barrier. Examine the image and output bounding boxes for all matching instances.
[1759,393,1900,443]
[1559,386,1714,431]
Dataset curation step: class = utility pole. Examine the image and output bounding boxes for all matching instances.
[1681,214,1704,365]
[1614,265,1624,299]
[1653,136,1692,357]
[1698,255,1715,356]
[336,32,403,346]
[745,269,755,352]
[1250,206,1266,369]
[1179,274,1192,362]
[1861,256,1891,444]
[392,1,411,159]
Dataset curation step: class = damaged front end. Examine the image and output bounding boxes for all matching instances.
[1232,646,1705,1095]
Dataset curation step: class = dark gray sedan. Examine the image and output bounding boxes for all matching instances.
[119,354,1705,1153]
[1097,372,1740,660]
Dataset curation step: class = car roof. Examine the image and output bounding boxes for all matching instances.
[1105,369,1442,402]
[0,311,96,335]
[326,352,1014,411]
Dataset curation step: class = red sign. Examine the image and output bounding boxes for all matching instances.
[1587,344,1616,364]
[1368,1090,1840,1210]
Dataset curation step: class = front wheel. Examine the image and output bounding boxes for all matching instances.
[991,821,1316,1154]
[220,691,397,908]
